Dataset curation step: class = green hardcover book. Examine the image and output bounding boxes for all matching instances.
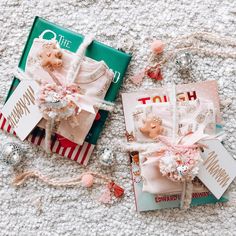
[2,16,131,165]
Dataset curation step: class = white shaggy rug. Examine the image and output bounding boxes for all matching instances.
[0,0,236,235]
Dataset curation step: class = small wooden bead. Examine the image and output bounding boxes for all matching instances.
[81,174,94,187]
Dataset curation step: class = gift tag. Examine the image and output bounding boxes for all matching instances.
[1,80,42,140]
[197,139,236,199]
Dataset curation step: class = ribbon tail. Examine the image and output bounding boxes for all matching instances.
[76,94,115,113]
[180,180,193,210]
[45,119,54,154]
[66,35,94,84]
[66,94,94,114]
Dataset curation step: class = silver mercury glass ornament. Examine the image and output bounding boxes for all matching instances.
[99,148,115,167]
[0,142,24,167]
[175,52,192,71]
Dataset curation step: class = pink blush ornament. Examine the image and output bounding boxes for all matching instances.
[151,40,165,54]
[81,174,94,187]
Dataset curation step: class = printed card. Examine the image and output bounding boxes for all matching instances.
[198,139,236,199]
[1,80,42,140]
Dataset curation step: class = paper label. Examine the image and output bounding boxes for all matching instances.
[198,139,236,199]
[1,80,42,140]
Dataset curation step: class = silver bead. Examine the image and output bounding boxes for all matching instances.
[175,52,192,71]
[99,148,115,167]
[0,142,24,167]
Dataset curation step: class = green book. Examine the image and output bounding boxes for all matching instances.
[3,17,131,164]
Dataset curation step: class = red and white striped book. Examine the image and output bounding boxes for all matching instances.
[0,113,94,166]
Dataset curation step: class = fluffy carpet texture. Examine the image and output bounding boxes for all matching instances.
[0,0,236,235]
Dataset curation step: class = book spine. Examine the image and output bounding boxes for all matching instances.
[0,113,93,165]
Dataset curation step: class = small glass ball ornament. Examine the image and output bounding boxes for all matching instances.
[175,52,192,71]
[0,142,24,167]
[99,148,115,167]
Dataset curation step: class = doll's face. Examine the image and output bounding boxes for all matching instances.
[39,43,63,70]
[132,154,139,164]
[139,116,164,139]
[177,165,188,176]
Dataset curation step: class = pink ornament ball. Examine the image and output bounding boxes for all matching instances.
[151,40,165,54]
[81,174,94,188]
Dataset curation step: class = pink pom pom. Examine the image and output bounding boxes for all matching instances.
[151,40,165,54]
[81,174,94,188]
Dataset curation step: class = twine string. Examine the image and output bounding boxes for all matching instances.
[13,170,113,187]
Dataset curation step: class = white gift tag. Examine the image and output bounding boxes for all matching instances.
[1,80,42,140]
[198,139,236,199]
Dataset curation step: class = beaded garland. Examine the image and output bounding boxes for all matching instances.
[131,31,236,85]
